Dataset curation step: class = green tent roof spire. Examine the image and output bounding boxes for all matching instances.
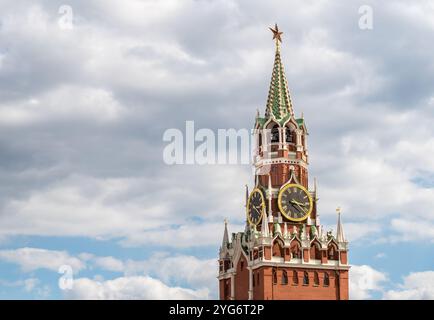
[265,24,294,123]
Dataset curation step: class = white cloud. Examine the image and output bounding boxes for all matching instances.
[0,276,51,298]
[375,252,386,259]
[0,247,217,298]
[0,247,85,273]
[343,222,382,243]
[23,278,39,292]
[120,222,244,248]
[350,265,387,300]
[65,276,209,300]
[93,256,124,272]
[383,271,434,300]
[387,218,434,243]
[89,253,217,297]
[124,253,217,291]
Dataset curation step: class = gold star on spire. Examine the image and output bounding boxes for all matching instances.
[269,23,283,43]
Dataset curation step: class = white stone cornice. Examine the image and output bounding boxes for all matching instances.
[255,157,308,169]
[249,260,351,271]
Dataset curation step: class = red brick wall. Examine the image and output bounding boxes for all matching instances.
[338,270,349,300]
[252,267,346,300]
[234,255,249,300]
[252,268,265,300]
[219,278,231,300]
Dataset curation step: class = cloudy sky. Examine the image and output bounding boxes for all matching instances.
[0,0,433,299]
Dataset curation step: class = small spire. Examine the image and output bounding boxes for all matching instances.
[245,184,249,208]
[300,224,307,240]
[274,222,282,236]
[261,212,270,237]
[222,218,229,248]
[268,174,273,222]
[336,207,346,243]
[283,222,288,238]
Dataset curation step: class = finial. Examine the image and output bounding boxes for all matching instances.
[245,184,249,208]
[336,207,346,243]
[224,218,228,225]
[269,23,283,45]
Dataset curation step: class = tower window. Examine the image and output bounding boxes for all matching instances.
[257,273,260,286]
[291,242,301,259]
[282,270,288,285]
[310,243,321,260]
[285,128,293,143]
[324,272,330,287]
[271,125,279,143]
[292,271,298,285]
[224,281,229,299]
[273,240,284,258]
[303,272,309,286]
[273,269,277,285]
[240,261,244,271]
[328,245,339,260]
[314,271,319,286]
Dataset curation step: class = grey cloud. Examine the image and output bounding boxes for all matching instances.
[0,0,433,246]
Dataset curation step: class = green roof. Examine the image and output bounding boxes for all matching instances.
[264,43,294,122]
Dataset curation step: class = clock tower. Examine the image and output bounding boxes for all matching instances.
[218,25,350,300]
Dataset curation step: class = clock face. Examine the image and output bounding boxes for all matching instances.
[246,188,265,226]
[278,184,313,222]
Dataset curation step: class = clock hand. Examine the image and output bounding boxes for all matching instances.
[290,200,308,213]
[291,199,306,206]
[252,206,261,215]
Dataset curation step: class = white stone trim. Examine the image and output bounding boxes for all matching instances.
[250,261,351,271]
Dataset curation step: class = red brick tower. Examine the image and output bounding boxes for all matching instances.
[218,25,350,300]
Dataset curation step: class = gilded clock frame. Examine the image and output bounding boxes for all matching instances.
[246,188,265,226]
[277,183,313,222]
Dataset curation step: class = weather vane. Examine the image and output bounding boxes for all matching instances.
[269,23,283,44]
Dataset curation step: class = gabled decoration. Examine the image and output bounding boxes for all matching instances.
[310,225,318,238]
[292,225,298,236]
[273,221,282,237]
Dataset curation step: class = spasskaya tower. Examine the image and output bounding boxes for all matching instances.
[218,25,350,300]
